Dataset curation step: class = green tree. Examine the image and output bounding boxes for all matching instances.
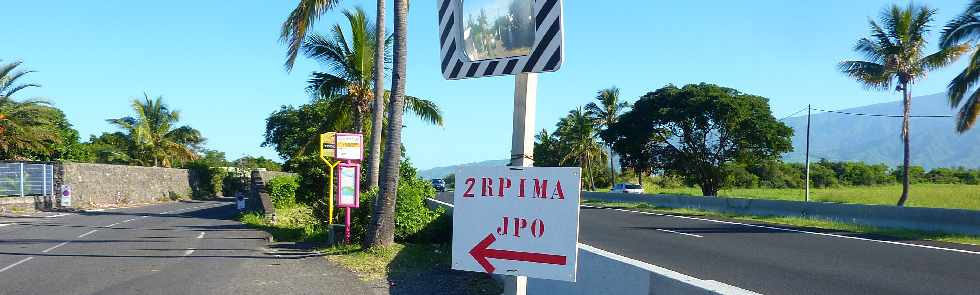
[198,149,229,167]
[301,7,442,152]
[366,0,410,248]
[941,0,980,132]
[839,3,969,206]
[586,86,630,188]
[233,156,282,171]
[608,84,793,196]
[533,129,565,167]
[85,132,132,164]
[0,60,64,160]
[558,108,605,191]
[107,94,205,167]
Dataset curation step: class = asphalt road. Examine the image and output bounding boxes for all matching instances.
[436,192,980,294]
[0,200,376,295]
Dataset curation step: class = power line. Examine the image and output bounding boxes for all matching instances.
[778,106,810,121]
[811,107,952,118]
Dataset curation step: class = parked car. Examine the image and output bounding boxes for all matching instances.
[431,179,446,192]
[611,183,644,194]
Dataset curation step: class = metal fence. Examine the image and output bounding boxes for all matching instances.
[0,162,56,197]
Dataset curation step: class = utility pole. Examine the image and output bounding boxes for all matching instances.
[805,104,811,202]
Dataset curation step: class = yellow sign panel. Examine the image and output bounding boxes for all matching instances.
[320,132,336,162]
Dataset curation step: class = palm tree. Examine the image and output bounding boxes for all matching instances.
[941,0,980,132]
[107,94,204,167]
[585,87,629,188]
[303,7,442,134]
[839,3,970,206]
[0,60,61,159]
[367,0,388,190]
[281,0,342,71]
[559,108,605,191]
[365,0,409,248]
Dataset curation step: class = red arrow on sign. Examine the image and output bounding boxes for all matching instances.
[469,233,567,273]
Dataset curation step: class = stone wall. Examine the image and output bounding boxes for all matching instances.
[62,163,192,208]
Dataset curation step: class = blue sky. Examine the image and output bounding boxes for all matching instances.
[2,0,972,170]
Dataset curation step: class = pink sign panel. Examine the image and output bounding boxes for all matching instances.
[337,163,360,208]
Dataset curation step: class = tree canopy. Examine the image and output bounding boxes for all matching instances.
[604,83,793,196]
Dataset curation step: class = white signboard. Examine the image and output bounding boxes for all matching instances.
[335,133,363,161]
[452,166,580,282]
[60,185,71,207]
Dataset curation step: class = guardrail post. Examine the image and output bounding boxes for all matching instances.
[18,162,25,198]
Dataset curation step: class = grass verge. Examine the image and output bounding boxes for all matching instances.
[642,184,980,211]
[583,200,980,246]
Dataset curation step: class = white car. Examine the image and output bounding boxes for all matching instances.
[611,183,644,194]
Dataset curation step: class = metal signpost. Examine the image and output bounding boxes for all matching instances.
[436,0,567,293]
[319,132,363,244]
[319,132,340,225]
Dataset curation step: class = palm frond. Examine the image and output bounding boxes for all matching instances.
[921,43,970,71]
[948,47,980,108]
[955,87,980,132]
[404,95,444,126]
[280,0,341,71]
[307,72,349,98]
[941,14,980,48]
[838,61,892,90]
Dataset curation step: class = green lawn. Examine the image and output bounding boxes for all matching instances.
[641,184,980,211]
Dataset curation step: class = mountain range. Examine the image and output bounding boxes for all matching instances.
[781,92,979,170]
[420,92,979,178]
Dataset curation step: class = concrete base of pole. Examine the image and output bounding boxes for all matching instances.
[503,275,527,295]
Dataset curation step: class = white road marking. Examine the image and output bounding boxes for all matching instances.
[160,211,170,214]
[655,228,703,238]
[0,257,34,273]
[140,216,149,219]
[87,209,105,212]
[41,241,70,253]
[45,213,70,218]
[0,223,10,227]
[183,248,195,256]
[586,205,980,256]
[197,232,205,239]
[78,230,98,238]
[104,222,121,228]
[122,218,135,223]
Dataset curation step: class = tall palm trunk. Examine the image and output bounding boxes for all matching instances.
[353,107,363,133]
[367,0,386,190]
[897,85,912,206]
[365,0,407,248]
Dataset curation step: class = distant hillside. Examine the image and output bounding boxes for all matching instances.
[423,93,979,175]
[782,92,980,170]
[418,159,508,179]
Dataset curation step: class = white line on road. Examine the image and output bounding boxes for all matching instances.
[655,228,703,238]
[0,223,10,227]
[183,248,195,256]
[104,222,121,228]
[122,218,135,223]
[44,213,70,218]
[41,241,70,253]
[0,257,34,273]
[197,232,205,239]
[587,205,980,256]
[78,230,98,238]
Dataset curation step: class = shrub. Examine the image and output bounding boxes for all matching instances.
[345,159,442,244]
[186,161,227,199]
[267,175,300,209]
